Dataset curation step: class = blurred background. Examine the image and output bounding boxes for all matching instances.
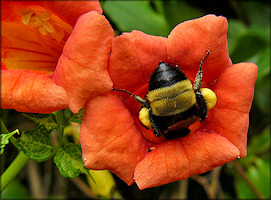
[1,0,270,199]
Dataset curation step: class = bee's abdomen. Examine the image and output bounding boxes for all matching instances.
[149,105,199,133]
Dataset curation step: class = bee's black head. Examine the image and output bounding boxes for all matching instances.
[148,62,187,91]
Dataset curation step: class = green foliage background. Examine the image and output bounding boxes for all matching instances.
[1,1,270,199]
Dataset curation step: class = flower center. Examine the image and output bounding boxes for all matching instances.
[20,9,64,43]
[0,8,73,74]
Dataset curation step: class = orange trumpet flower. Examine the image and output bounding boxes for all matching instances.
[1,1,113,113]
[80,15,258,189]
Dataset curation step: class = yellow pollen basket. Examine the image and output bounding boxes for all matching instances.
[139,107,152,128]
[200,88,217,111]
[20,9,64,42]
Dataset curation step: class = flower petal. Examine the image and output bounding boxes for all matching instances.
[80,92,148,185]
[1,69,67,113]
[39,1,103,26]
[1,1,102,27]
[134,132,240,189]
[53,12,114,113]
[1,1,78,74]
[1,21,61,74]
[109,30,167,92]
[2,1,42,22]
[167,14,232,83]
[204,62,258,157]
[211,63,258,113]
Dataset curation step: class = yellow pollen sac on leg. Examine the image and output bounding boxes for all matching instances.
[139,107,152,128]
[200,88,217,111]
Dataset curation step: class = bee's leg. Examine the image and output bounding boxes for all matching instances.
[194,51,210,122]
[149,110,163,138]
[112,87,149,108]
[195,93,207,122]
[194,50,210,91]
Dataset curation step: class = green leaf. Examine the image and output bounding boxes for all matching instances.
[243,125,271,166]
[1,179,30,199]
[17,128,55,162]
[228,4,270,65]
[228,19,247,54]
[240,1,270,28]
[254,75,270,114]
[103,1,170,36]
[235,176,256,199]
[229,31,267,64]
[23,113,59,131]
[248,125,270,155]
[151,1,165,16]
[248,158,270,198]
[253,46,270,81]
[235,158,270,199]
[0,129,19,155]
[65,107,85,124]
[54,143,88,177]
[163,1,203,30]
[87,170,116,198]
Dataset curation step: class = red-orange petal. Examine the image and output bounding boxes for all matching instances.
[1,21,61,74]
[167,14,232,84]
[39,1,102,26]
[53,12,114,113]
[109,30,167,92]
[1,1,42,22]
[1,69,67,113]
[204,62,258,157]
[1,1,102,26]
[134,132,240,189]
[80,92,148,185]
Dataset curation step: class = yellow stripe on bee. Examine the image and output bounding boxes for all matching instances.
[147,80,196,116]
[147,79,192,101]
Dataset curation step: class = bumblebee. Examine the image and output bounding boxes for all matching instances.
[113,51,217,139]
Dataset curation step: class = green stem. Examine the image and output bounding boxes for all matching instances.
[179,179,188,199]
[0,118,8,133]
[0,118,17,147]
[1,151,30,191]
